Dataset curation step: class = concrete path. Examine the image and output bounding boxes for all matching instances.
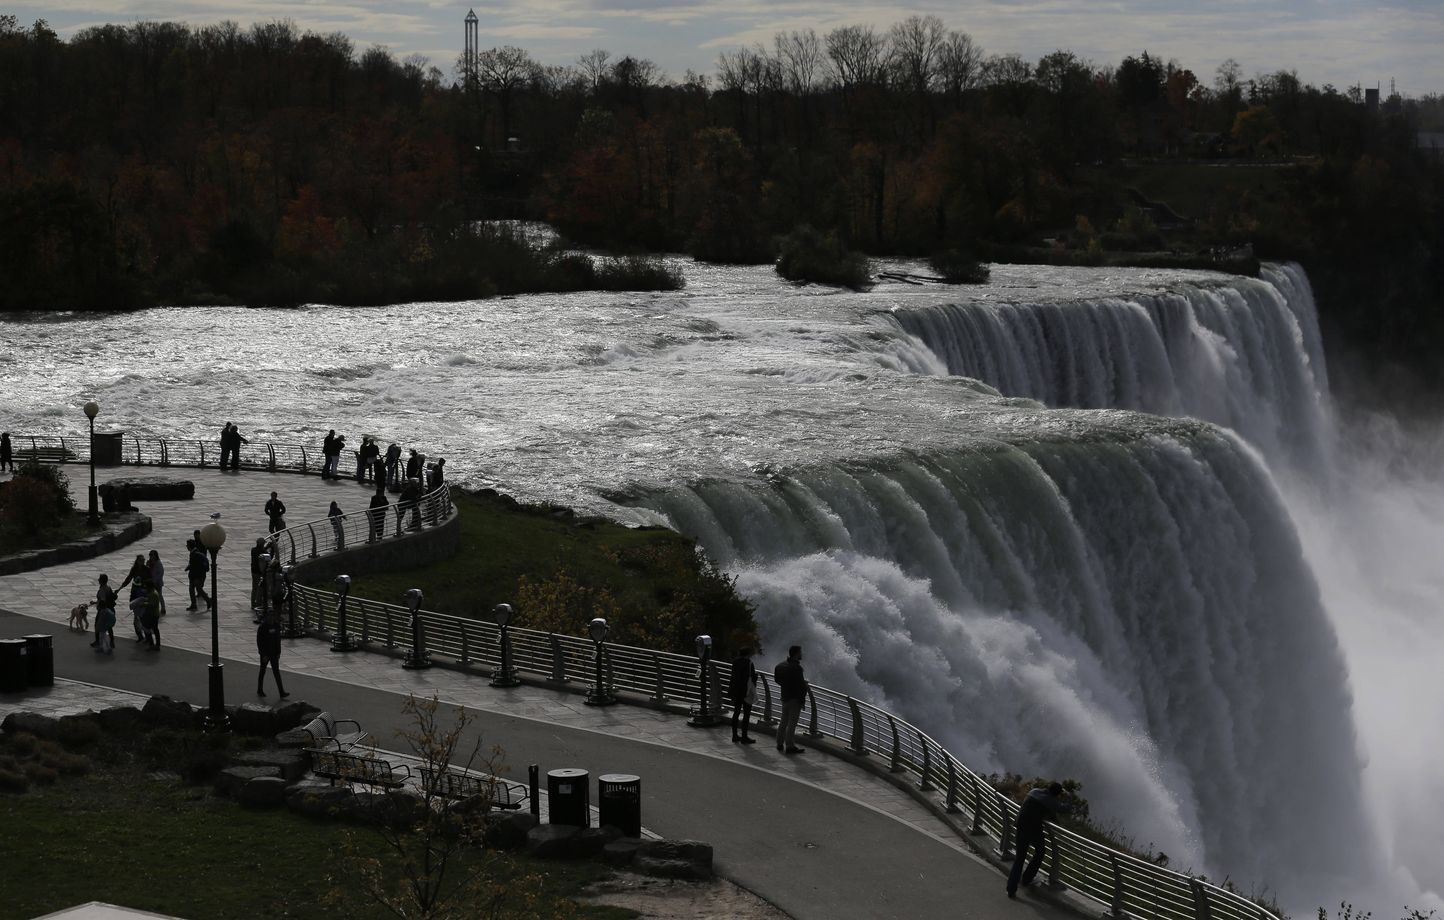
[0,467,1075,920]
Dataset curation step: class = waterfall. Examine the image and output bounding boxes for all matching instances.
[630,418,1378,902]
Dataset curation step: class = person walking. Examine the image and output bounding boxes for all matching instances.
[264,491,287,533]
[773,645,808,754]
[368,488,388,543]
[1006,782,1074,899]
[92,573,117,653]
[119,555,147,641]
[328,500,345,551]
[250,537,268,611]
[729,647,758,744]
[185,539,212,612]
[146,549,167,617]
[256,615,288,697]
[140,582,162,650]
[0,432,14,472]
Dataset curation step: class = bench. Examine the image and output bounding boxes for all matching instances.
[15,447,77,463]
[308,748,411,789]
[302,712,370,752]
[420,767,527,810]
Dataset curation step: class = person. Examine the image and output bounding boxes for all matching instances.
[428,457,446,490]
[368,489,388,543]
[185,539,212,612]
[405,448,423,483]
[264,491,287,533]
[321,430,337,479]
[228,423,248,470]
[331,434,347,480]
[384,442,401,486]
[328,500,345,550]
[354,437,368,481]
[128,576,150,642]
[92,573,117,653]
[119,554,148,640]
[371,452,386,485]
[140,582,162,650]
[399,478,422,531]
[250,537,268,610]
[728,647,758,744]
[218,423,232,470]
[773,645,808,754]
[146,549,167,617]
[256,615,288,697]
[1006,782,1074,899]
[0,432,13,472]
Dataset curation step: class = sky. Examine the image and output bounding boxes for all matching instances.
[12,0,1444,95]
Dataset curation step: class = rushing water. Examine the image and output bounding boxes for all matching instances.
[3,260,1438,912]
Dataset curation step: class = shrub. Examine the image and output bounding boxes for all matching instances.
[928,249,991,284]
[0,476,63,534]
[55,718,102,751]
[775,225,872,291]
[594,256,684,291]
[16,460,76,514]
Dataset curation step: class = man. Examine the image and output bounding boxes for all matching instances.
[250,537,268,611]
[773,645,807,754]
[368,488,389,543]
[384,442,402,486]
[264,491,287,533]
[1006,782,1074,899]
[228,423,248,470]
[321,430,336,479]
[728,647,758,744]
[405,448,423,483]
[185,539,212,612]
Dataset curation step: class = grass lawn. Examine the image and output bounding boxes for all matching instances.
[304,490,755,654]
[0,729,635,920]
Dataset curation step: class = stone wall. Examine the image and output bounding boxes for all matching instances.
[0,512,151,576]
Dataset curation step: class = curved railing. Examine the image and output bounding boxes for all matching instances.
[284,578,1275,920]
[9,433,386,476]
[267,483,455,566]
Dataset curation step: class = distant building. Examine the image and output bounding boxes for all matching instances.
[1365,87,1379,112]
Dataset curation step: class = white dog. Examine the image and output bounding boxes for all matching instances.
[69,602,92,632]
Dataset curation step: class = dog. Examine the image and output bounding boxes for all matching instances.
[68,602,91,632]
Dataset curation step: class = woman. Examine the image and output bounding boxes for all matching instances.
[119,555,147,641]
[728,647,759,744]
[140,583,162,650]
[0,432,13,472]
[256,616,288,697]
[146,550,167,617]
[328,500,345,551]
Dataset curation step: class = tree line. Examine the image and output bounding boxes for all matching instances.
[2,14,1441,387]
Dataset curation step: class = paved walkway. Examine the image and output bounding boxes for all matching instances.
[0,467,1075,920]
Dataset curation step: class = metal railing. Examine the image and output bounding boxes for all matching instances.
[267,483,455,566]
[284,579,1276,920]
[9,433,402,477]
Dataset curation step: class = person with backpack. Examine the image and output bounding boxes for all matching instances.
[264,491,287,533]
[185,539,212,612]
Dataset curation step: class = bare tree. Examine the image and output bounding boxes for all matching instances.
[825,24,887,91]
[477,45,540,143]
[887,15,947,95]
[576,48,611,93]
[774,29,823,95]
[938,30,984,100]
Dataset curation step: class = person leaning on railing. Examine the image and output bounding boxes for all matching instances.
[1006,781,1074,899]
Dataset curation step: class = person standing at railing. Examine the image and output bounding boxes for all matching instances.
[368,488,388,543]
[328,500,346,550]
[729,647,758,744]
[405,448,423,483]
[0,432,13,472]
[354,437,370,482]
[228,423,248,470]
[428,457,446,490]
[400,478,422,531]
[218,423,233,470]
[321,430,337,479]
[773,645,808,755]
[265,491,287,534]
[1006,782,1074,899]
[384,442,401,486]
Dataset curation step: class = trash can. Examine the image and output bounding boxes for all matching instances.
[0,639,27,693]
[546,768,590,827]
[597,773,642,837]
[92,431,125,466]
[22,635,53,687]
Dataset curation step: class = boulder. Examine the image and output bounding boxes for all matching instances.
[341,790,427,828]
[483,812,539,851]
[286,782,354,819]
[635,839,713,878]
[231,748,309,783]
[274,727,313,748]
[274,701,320,731]
[571,826,620,858]
[101,478,195,503]
[601,837,645,868]
[231,703,276,736]
[141,696,196,729]
[214,765,281,798]
[96,705,144,735]
[1,712,59,739]
[526,824,584,859]
[635,856,712,880]
[238,776,289,808]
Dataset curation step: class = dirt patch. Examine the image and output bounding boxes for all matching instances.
[579,873,791,919]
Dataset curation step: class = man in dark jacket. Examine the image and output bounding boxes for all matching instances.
[368,489,389,543]
[772,645,807,754]
[728,647,758,744]
[1007,782,1074,898]
[264,491,287,533]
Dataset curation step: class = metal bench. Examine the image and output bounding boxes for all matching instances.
[420,767,527,810]
[302,712,370,752]
[308,748,411,789]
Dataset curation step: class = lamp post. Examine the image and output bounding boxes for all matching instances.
[584,617,616,706]
[256,552,271,625]
[199,516,229,733]
[279,564,301,638]
[403,588,431,670]
[490,603,520,687]
[331,575,356,652]
[83,401,100,525]
[688,634,721,727]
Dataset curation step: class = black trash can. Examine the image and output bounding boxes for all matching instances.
[92,431,125,466]
[597,773,642,837]
[0,639,27,693]
[22,635,53,687]
[546,768,590,827]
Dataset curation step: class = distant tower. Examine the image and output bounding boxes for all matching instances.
[463,10,479,89]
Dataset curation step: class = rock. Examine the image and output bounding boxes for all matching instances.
[1,712,59,739]
[572,826,620,857]
[231,748,309,783]
[637,839,713,866]
[483,812,539,851]
[231,703,276,736]
[635,855,712,880]
[214,765,281,798]
[238,776,288,808]
[273,727,313,749]
[274,701,319,731]
[101,477,195,502]
[286,782,353,819]
[526,824,584,859]
[96,705,144,734]
[601,837,644,868]
[141,695,196,729]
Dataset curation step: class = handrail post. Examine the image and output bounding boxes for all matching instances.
[970,777,985,835]
[997,807,1014,859]
[459,623,470,664]
[307,523,318,558]
[548,634,567,682]
[887,716,904,773]
[199,440,206,467]
[300,447,308,474]
[1108,854,1126,918]
[160,439,169,466]
[846,697,868,755]
[804,687,820,737]
[650,654,666,704]
[268,443,276,472]
[945,757,962,814]
[1190,878,1213,920]
[760,677,775,725]
[1046,826,1064,889]
[916,728,934,791]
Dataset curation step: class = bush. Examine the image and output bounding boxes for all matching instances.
[55,718,102,751]
[928,249,991,284]
[594,256,684,291]
[0,476,63,534]
[775,225,872,291]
